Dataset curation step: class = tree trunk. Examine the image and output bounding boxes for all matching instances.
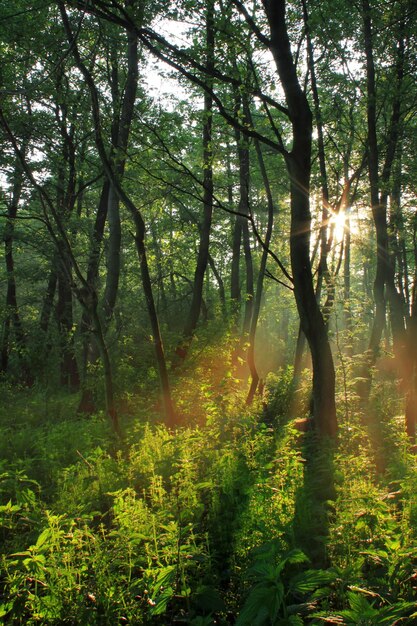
[40,269,58,335]
[343,213,353,355]
[60,4,176,426]
[382,30,406,367]
[208,253,227,318]
[1,156,30,382]
[246,122,275,404]
[103,184,122,321]
[302,0,332,313]
[360,0,387,397]
[103,27,139,323]
[241,205,254,338]
[289,158,337,437]
[151,220,169,316]
[55,268,80,391]
[135,226,176,427]
[230,216,242,320]
[406,244,417,439]
[182,0,215,348]
[263,0,337,436]
[360,3,405,399]
[227,142,242,322]
[78,180,110,414]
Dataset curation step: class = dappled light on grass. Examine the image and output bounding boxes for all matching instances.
[2,346,417,624]
[168,332,253,428]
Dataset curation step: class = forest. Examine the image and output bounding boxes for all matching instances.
[1,0,417,623]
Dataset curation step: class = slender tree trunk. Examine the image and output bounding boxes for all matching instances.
[382,32,406,365]
[263,0,337,436]
[232,89,254,339]
[343,213,353,355]
[101,43,127,323]
[60,4,175,426]
[302,0,331,309]
[391,153,410,318]
[0,317,10,374]
[360,4,405,399]
[137,241,176,426]
[406,234,417,438]
[241,219,254,336]
[151,220,168,316]
[40,269,58,335]
[230,216,242,320]
[208,253,227,318]
[103,184,122,321]
[56,268,80,391]
[227,143,242,322]
[54,121,80,390]
[246,126,275,404]
[360,0,387,397]
[87,293,120,435]
[103,27,139,323]
[135,225,176,427]
[182,0,215,347]
[1,155,29,381]
[78,180,110,413]
[241,212,254,337]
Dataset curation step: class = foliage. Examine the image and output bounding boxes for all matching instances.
[235,544,336,625]
[1,367,417,624]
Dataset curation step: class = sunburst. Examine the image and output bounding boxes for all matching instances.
[330,210,347,243]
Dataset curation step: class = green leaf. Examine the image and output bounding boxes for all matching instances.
[35,528,51,551]
[0,500,20,514]
[236,583,284,626]
[152,565,176,595]
[0,603,13,619]
[273,549,310,579]
[149,586,174,616]
[289,569,337,594]
[251,539,282,560]
[247,561,276,582]
[347,591,377,613]
[195,481,214,490]
[283,549,310,567]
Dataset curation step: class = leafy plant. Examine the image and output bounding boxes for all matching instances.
[332,590,416,624]
[236,545,336,625]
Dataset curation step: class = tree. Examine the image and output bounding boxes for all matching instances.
[260,0,337,436]
[59,1,176,427]
[182,0,215,350]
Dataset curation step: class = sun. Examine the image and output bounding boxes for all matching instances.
[329,210,346,243]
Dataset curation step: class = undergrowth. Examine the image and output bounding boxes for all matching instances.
[1,356,417,624]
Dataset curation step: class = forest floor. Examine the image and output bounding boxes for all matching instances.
[1,346,417,624]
